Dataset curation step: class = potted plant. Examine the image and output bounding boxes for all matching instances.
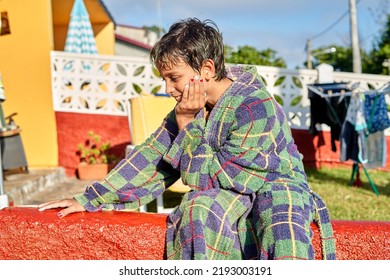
[76,130,117,180]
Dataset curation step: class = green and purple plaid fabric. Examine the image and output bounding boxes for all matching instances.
[75,65,336,260]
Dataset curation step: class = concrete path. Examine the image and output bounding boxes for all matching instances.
[3,168,92,206]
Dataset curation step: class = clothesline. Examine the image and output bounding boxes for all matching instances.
[307,81,390,98]
[307,81,390,196]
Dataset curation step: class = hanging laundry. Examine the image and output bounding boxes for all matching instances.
[307,83,385,196]
[340,93,368,163]
[308,83,350,152]
[365,131,386,169]
[364,93,390,134]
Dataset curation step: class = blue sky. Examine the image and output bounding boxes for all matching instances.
[101,0,389,68]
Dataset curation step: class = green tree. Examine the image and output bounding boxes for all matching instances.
[309,13,390,74]
[225,45,287,67]
[308,44,372,74]
[307,45,353,72]
[366,14,390,75]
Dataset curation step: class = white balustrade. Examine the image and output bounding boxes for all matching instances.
[51,51,390,132]
[50,51,163,116]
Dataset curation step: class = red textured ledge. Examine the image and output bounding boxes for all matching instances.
[0,207,389,260]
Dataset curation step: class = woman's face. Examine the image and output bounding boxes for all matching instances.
[159,59,199,102]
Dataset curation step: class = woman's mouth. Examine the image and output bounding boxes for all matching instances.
[172,95,182,102]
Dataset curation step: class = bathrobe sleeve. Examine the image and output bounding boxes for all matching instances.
[74,110,181,212]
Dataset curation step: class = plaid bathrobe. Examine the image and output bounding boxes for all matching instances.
[75,65,336,260]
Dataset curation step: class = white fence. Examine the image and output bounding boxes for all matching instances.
[50,51,390,131]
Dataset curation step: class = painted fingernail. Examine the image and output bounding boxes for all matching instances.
[185,84,189,88]
[199,78,204,83]
[194,75,199,80]
[190,78,194,82]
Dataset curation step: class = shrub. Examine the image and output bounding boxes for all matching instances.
[77,131,117,164]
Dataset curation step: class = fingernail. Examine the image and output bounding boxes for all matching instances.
[57,212,63,218]
[199,78,204,83]
[185,84,189,88]
[190,78,194,82]
[194,75,199,80]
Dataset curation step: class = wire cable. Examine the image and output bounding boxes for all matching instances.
[310,0,362,41]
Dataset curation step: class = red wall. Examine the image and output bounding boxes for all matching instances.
[55,112,131,177]
[292,129,390,171]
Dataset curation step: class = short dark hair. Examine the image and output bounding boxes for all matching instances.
[150,18,226,81]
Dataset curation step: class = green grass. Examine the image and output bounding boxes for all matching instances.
[306,166,390,221]
[151,166,390,222]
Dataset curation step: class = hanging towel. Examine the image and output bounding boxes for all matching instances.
[365,131,387,169]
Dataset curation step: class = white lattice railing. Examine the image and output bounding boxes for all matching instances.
[51,51,390,131]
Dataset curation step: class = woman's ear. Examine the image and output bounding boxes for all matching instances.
[201,59,215,81]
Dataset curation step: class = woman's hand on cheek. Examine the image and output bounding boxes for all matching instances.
[175,75,207,130]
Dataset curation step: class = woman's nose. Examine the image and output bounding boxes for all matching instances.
[165,84,174,95]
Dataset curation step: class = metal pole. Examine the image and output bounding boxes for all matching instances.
[307,38,313,69]
[0,74,8,208]
[349,0,362,73]
[156,0,163,38]
[383,59,390,75]
[0,140,3,196]
[0,138,8,209]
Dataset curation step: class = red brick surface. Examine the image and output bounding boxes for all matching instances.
[0,207,389,260]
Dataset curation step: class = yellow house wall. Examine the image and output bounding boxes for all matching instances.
[0,0,58,168]
[94,22,115,55]
[0,0,115,169]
